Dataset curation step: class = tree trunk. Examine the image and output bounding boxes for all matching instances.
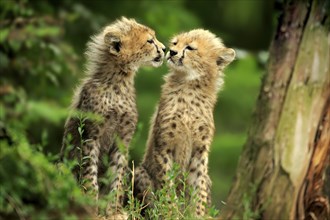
[221,0,330,219]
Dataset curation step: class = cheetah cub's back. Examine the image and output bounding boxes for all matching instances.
[134,29,235,218]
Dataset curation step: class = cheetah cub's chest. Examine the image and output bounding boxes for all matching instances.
[157,87,214,170]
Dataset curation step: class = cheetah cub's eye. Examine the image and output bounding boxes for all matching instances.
[186,45,195,51]
[147,39,154,44]
[172,42,177,46]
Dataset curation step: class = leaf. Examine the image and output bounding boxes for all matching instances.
[77,127,83,136]
[82,156,91,161]
[26,101,68,124]
[9,40,22,52]
[26,25,61,38]
[116,137,127,155]
[81,161,89,166]
[0,52,9,69]
[48,44,62,56]
[46,71,59,86]
[0,28,9,43]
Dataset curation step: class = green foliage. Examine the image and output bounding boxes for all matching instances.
[0,1,91,218]
[143,164,219,220]
[0,142,93,219]
[0,0,78,155]
[0,1,78,101]
[145,164,194,219]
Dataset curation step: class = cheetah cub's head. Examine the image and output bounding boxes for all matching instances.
[166,29,235,80]
[103,17,166,68]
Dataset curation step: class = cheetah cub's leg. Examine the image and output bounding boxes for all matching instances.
[151,147,178,217]
[133,166,154,212]
[106,147,128,216]
[105,119,135,219]
[153,147,175,189]
[81,139,100,202]
[135,147,174,211]
[187,143,212,217]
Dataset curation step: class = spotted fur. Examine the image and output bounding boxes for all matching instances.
[60,17,165,219]
[134,29,235,218]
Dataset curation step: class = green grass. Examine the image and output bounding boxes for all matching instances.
[0,141,219,219]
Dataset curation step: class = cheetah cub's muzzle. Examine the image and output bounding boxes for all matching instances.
[166,49,182,66]
[148,39,166,67]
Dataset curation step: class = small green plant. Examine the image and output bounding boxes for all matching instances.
[209,206,220,218]
[91,158,219,219]
[138,164,221,219]
[125,162,146,220]
[143,164,197,220]
[62,112,103,190]
[241,183,270,220]
[240,183,260,220]
[76,114,92,191]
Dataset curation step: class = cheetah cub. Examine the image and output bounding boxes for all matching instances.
[134,29,235,217]
[60,17,165,218]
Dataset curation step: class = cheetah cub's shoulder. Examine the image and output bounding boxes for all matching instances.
[134,29,235,218]
[61,17,165,219]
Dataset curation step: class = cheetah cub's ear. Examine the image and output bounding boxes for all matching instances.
[217,48,236,68]
[104,32,121,56]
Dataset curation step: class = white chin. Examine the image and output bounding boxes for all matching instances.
[151,61,163,67]
[167,59,175,66]
[167,60,180,69]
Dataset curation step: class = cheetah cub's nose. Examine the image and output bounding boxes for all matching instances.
[169,50,177,57]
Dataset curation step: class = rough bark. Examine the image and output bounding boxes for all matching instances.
[221,0,330,219]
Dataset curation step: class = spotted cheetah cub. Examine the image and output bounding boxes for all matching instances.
[60,17,165,218]
[134,29,235,217]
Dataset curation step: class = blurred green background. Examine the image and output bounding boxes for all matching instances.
[0,0,275,211]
